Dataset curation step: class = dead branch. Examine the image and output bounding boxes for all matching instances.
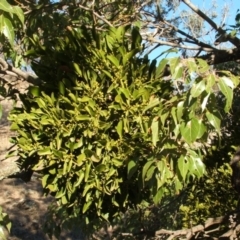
[155,213,239,239]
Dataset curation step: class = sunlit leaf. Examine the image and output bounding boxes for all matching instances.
[151,118,159,146]
[180,118,200,144]
[178,155,188,181]
[218,78,233,112]
[206,111,221,132]
[191,80,205,98]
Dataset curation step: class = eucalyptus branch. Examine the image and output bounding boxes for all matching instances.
[163,20,216,50]
[181,0,240,47]
[145,37,214,52]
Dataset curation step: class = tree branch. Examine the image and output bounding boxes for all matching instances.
[163,20,216,50]
[181,0,240,47]
[78,4,114,27]
[200,47,240,65]
[0,58,41,85]
[155,213,238,239]
[145,37,215,52]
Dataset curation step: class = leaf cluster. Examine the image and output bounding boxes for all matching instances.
[0,0,24,48]
[8,22,239,236]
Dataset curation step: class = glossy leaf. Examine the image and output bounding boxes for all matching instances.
[191,81,205,98]
[151,118,159,146]
[116,120,123,138]
[218,78,233,112]
[189,156,205,178]
[206,111,221,132]
[178,155,188,181]
[180,119,200,144]
[0,0,13,13]
[2,17,14,46]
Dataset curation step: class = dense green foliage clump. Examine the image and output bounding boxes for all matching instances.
[8,22,239,236]
[1,0,240,238]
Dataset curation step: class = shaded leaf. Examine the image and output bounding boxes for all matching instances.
[128,160,137,179]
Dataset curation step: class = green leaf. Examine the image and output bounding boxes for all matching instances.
[29,86,40,97]
[102,69,113,79]
[74,171,85,187]
[146,165,156,181]
[127,160,137,179]
[191,81,205,98]
[120,88,131,99]
[2,16,14,46]
[189,156,205,177]
[61,195,68,205]
[143,98,160,113]
[169,57,180,74]
[142,160,155,184]
[160,111,169,125]
[123,118,129,133]
[151,118,159,146]
[196,120,207,139]
[171,107,178,125]
[58,81,66,95]
[0,0,14,13]
[72,62,82,75]
[197,59,209,72]
[38,147,51,156]
[153,188,164,204]
[178,155,188,181]
[83,200,93,214]
[206,111,221,132]
[123,48,140,65]
[172,65,183,79]
[85,163,91,182]
[107,55,119,67]
[218,78,233,112]
[177,101,184,121]
[36,98,46,108]
[206,74,216,93]
[116,26,125,39]
[201,93,210,111]
[76,115,91,121]
[180,118,200,144]
[116,120,123,139]
[221,76,234,89]
[12,6,24,26]
[95,164,106,173]
[42,174,49,188]
[56,188,66,199]
[187,59,198,73]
